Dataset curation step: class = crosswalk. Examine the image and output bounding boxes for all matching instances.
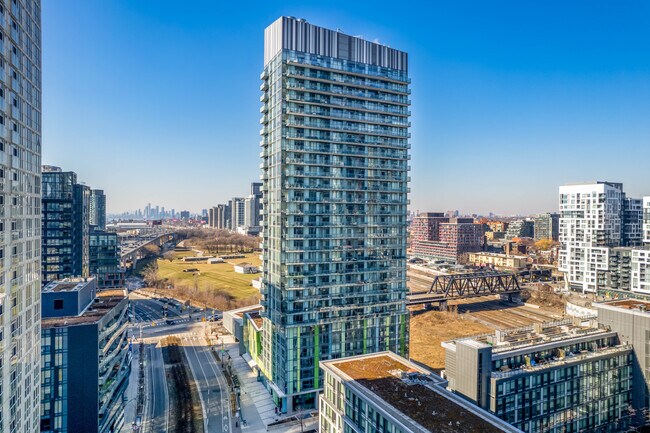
[136,317,193,329]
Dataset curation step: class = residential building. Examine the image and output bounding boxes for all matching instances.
[179,210,190,219]
[605,247,633,291]
[443,318,633,433]
[89,189,106,230]
[559,182,624,292]
[259,16,410,412]
[208,203,230,229]
[559,182,648,293]
[41,167,90,283]
[643,197,650,246]
[468,252,528,270]
[319,352,522,433]
[89,229,125,289]
[231,197,245,230]
[595,299,650,426]
[411,214,484,263]
[505,219,534,240]
[0,1,43,430]
[631,248,650,293]
[533,213,559,241]
[40,279,130,433]
[623,198,644,247]
[486,220,509,233]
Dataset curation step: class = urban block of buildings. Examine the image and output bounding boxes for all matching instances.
[207,182,263,235]
[411,213,484,263]
[559,181,649,294]
[40,278,130,433]
[41,166,124,289]
[442,317,634,432]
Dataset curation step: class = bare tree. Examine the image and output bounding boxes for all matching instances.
[142,262,160,288]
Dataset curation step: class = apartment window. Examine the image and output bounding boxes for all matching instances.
[53,300,63,310]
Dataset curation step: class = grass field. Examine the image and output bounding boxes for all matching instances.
[155,251,261,300]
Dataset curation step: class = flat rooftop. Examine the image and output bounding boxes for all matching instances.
[42,290,126,328]
[598,299,650,311]
[446,318,609,355]
[42,277,95,293]
[226,304,263,319]
[325,352,518,433]
[246,311,264,329]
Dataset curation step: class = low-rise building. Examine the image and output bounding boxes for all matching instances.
[40,278,131,433]
[442,318,633,433]
[469,252,529,270]
[223,305,267,378]
[319,351,522,433]
[234,262,258,274]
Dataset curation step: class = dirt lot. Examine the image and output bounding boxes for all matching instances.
[410,296,566,371]
[410,309,492,372]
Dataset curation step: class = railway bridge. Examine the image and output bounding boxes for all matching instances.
[407,272,522,310]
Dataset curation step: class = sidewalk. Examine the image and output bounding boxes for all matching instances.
[121,338,142,432]
[218,334,278,432]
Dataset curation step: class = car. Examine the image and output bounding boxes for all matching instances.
[165,319,175,325]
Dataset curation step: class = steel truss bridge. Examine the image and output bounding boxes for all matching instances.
[407,272,521,306]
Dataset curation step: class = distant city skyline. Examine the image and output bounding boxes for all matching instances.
[43,1,650,214]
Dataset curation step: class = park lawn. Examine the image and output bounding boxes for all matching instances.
[156,252,262,300]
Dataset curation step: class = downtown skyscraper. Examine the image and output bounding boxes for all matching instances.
[0,1,42,431]
[259,17,410,412]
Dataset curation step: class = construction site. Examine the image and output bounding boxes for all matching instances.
[408,264,567,371]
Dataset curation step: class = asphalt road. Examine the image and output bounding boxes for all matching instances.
[146,342,169,433]
[182,332,233,433]
[133,299,180,322]
[127,293,231,433]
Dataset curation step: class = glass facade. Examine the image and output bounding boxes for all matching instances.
[41,169,89,284]
[260,17,410,411]
[88,189,106,231]
[0,1,42,431]
[89,230,124,289]
[40,294,130,433]
[493,354,633,433]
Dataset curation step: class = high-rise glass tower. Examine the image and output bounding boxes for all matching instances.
[259,16,410,412]
[41,167,90,284]
[89,188,106,230]
[0,1,43,431]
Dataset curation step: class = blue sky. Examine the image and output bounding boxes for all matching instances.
[42,1,650,215]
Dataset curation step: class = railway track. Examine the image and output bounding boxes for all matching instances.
[442,296,564,329]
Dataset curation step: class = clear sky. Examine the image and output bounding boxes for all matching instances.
[42,1,650,215]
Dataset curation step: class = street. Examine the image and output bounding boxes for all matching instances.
[125,293,234,433]
[182,332,234,433]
